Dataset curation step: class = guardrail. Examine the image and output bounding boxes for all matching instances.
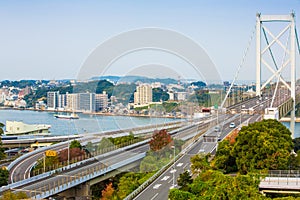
[3,139,150,194]
[5,121,197,197]
[32,153,146,199]
[124,126,205,200]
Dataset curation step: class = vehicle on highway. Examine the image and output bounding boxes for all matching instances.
[229,122,235,128]
[214,126,220,132]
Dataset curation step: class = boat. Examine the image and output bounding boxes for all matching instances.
[4,121,51,136]
[54,113,79,119]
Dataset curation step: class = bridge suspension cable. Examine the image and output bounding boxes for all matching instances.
[220,25,256,108]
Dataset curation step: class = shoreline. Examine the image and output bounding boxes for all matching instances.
[0,107,186,119]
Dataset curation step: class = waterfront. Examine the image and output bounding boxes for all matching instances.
[0,109,182,136]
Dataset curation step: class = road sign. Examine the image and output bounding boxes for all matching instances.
[45,150,57,157]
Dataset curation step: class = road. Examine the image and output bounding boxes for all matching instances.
[134,113,262,200]
[9,121,185,183]
[6,117,213,198]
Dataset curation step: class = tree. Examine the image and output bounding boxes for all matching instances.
[177,171,192,191]
[191,81,206,87]
[59,147,85,162]
[97,137,114,151]
[101,182,116,200]
[169,170,265,200]
[232,119,293,174]
[0,123,6,160]
[149,129,172,151]
[116,172,141,199]
[0,169,8,186]
[0,191,27,200]
[190,153,211,175]
[211,140,237,173]
[152,88,169,102]
[0,122,4,135]
[69,140,82,149]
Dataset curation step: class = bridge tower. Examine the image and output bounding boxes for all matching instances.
[256,13,297,138]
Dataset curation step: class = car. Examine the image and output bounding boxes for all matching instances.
[229,122,235,128]
[214,126,220,132]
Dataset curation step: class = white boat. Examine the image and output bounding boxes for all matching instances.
[4,121,51,136]
[54,113,79,119]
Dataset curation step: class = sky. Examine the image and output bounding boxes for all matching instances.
[0,0,299,83]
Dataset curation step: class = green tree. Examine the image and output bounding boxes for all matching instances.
[170,170,266,200]
[0,169,8,187]
[211,139,237,173]
[0,123,6,160]
[233,119,293,174]
[177,170,192,191]
[116,172,141,199]
[152,88,169,102]
[190,153,211,175]
[169,189,194,200]
[0,122,4,135]
[97,137,114,152]
[70,140,82,149]
[0,191,27,200]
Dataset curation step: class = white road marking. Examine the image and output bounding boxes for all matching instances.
[161,176,170,181]
[183,163,188,169]
[150,193,159,200]
[177,163,183,167]
[153,184,162,189]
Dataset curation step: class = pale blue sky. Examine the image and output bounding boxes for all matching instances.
[0,0,299,82]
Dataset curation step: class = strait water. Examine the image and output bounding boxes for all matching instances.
[0,109,181,136]
[1,109,299,139]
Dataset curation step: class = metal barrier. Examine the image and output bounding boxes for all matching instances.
[32,153,146,199]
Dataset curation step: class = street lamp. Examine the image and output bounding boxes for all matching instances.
[171,145,176,188]
[240,105,245,126]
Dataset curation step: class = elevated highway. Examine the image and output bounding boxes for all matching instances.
[4,117,216,199]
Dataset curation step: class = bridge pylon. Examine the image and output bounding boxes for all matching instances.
[256,13,297,138]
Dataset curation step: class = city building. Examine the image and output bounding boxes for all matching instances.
[78,93,96,112]
[134,84,152,105]
[66,93,79,111]
[47,91,59,110]
[174,92,187,101]
[95,91,108,111]
[58,94,67,109]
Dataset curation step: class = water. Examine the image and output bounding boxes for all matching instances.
[281,122,300,139]
[0,109,181,136]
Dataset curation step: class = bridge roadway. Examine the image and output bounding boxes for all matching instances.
[259,171,300,194]
[8,120,184,183]
[133,113,262,200]
[5,116,219,198]
[5,96,264,198]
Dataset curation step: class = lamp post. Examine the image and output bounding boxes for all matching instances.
[240,105,245,126]
[171,145,176,188]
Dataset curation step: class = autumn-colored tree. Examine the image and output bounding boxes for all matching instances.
[59,148,85,162]
[101,182,115,200]
[225,128,239,144]
[149,129,172,151]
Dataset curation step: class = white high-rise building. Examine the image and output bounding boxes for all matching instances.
[47,91,59,110]
[96,91,108,111]
[66,93,78,111]
[134,84,152,105]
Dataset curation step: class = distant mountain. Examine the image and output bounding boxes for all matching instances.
[91,75,178,85]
